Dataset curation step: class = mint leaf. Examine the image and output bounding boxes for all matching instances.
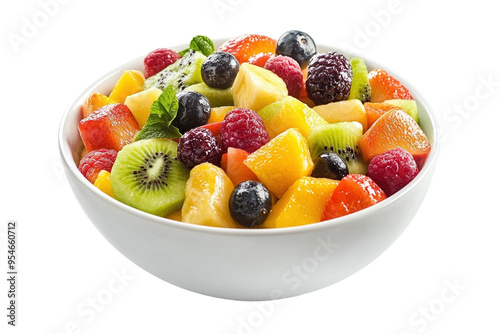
[135,86,182,141]
[179,35,215,57]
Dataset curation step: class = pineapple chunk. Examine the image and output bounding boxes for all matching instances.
[124,87,162,128]
[313,99,368,132]
[232,63,288,111]
[258,96,328,138]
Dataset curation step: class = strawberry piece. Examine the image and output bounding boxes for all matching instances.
[321,174,386,220]
[368,68,413,102]
[78,103,140,152]
[359,108,431,168]
[221,147,258,186]
[200,121,222,141]
[248,52,275,67]
[217,34,277,64]
[78,149,117,184]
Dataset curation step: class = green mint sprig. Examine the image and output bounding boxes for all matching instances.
[179,35,215,57]
[135,86,182,141]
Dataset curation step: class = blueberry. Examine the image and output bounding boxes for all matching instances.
[311,152,349,180]
[229,181,272,228]
[201,51,239,89]
[276,30,317,68]
[172,91,211,133]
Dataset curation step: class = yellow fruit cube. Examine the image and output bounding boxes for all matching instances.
[124,87,162,128]
[109,70,145,103]
[313,99,368,132]
[182,163,239,228]
[244,128,314,198]
[232,63,288,111]
[208,106,234,123]
[258,96,328,138]
[262,177,339,228]
[94,170,113,197]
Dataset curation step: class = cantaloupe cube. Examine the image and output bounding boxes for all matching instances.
[109,70,145,103]
[262,177,339,228]
[244,128,313,198]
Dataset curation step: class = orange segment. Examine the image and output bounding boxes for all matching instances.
[262,177,339,228]
[359,108,431,167]
[182,163,239,228]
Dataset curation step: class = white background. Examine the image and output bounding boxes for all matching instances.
[1,0,499,333]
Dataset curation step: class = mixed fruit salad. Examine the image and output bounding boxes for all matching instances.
[76,31,432,229]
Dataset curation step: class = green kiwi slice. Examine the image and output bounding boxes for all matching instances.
[348,57,371,103]
[185,82,233,107]
[143,50,206,92]
[307,122,367,174]
[110,138,189,217]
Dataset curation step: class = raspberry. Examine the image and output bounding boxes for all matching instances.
[220,108,270,153]
[177,127,222,168]
[78,149,118,184]
[367,148,419,197]
[306,51,353,105]
[264,55,304,98]
[144,48,181,79]
[248,52,275,67]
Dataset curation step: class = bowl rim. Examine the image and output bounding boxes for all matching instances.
[58,37,440,237]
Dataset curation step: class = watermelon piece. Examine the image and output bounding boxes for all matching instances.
[78,103,140,152]
[221,147,258,186]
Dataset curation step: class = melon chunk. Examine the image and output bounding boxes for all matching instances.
[244,128,313,198]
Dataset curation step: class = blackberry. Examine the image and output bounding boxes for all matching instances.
[177,127,222,168]
[306,51,353,105]
[220,108,269,153]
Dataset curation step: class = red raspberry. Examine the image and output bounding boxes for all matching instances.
[367,148,419,197]
[177,127,222,168]
[144,48,181,79]
[220,108,269,153]
[264,55,303,98]
[78,149,118,183]
[248,52,275,67]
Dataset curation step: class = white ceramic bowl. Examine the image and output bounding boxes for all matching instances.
[58,39,439,301]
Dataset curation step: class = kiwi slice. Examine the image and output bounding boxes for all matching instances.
[143,50,206,92]
[307,122,367,174]
[110,138,190,217]
[348,57,371,103]
[185,82,233,107]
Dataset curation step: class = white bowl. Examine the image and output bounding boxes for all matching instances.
[58,39,439,301]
